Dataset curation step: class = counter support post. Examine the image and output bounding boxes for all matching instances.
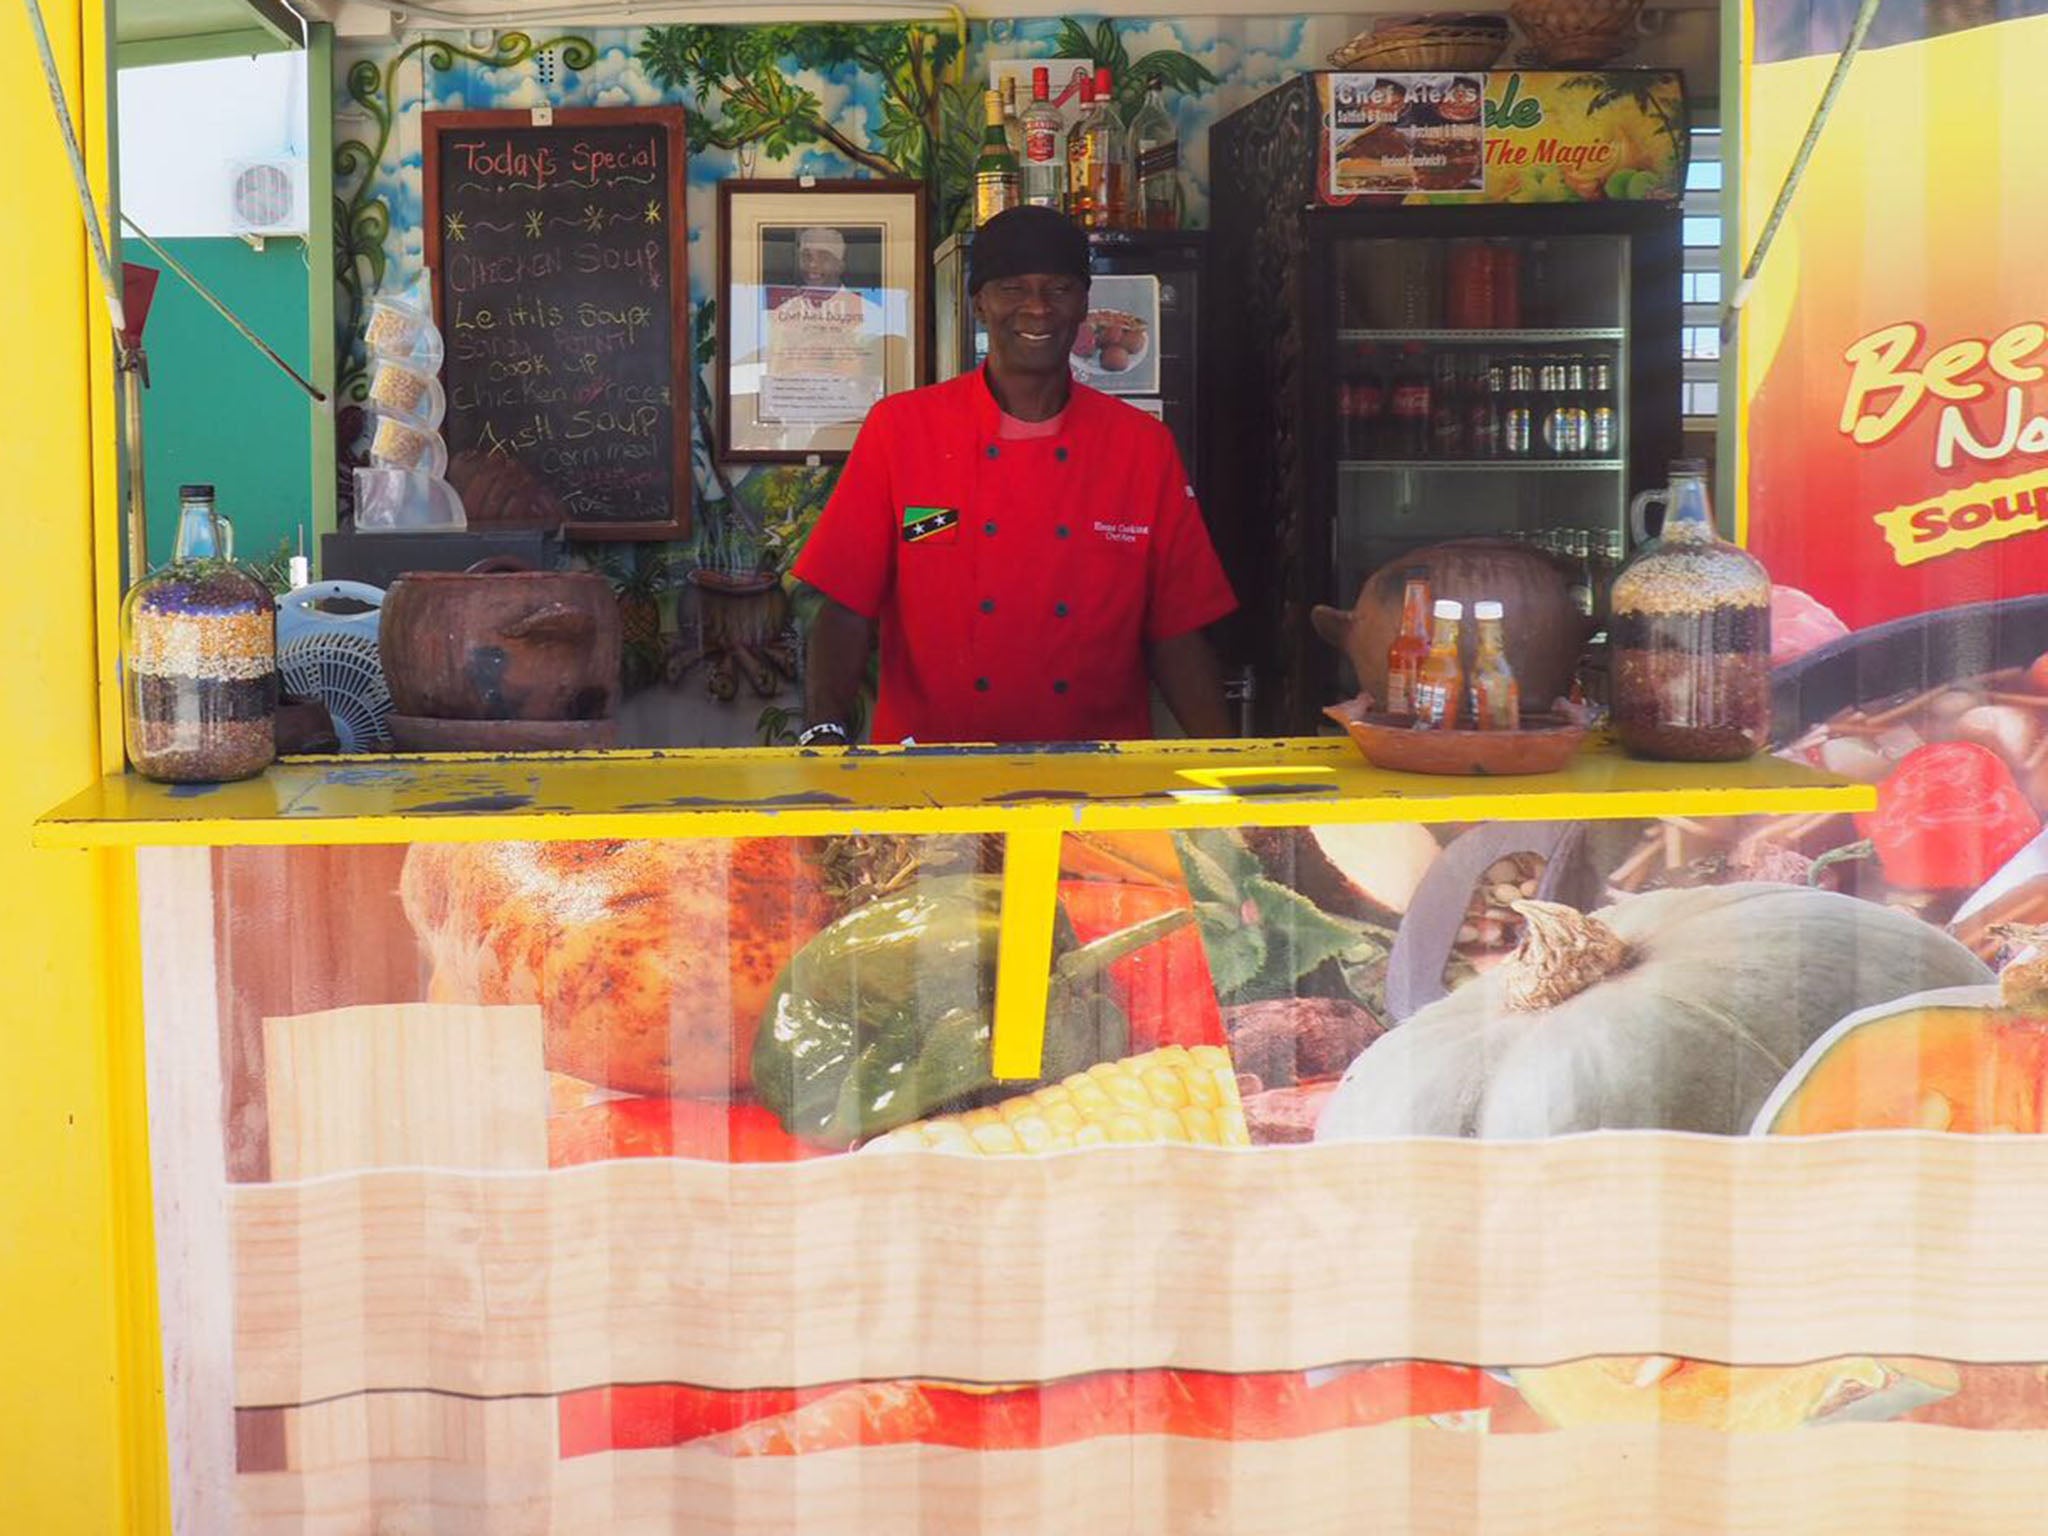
[990,826,1064,1082]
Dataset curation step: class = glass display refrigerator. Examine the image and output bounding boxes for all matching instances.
[1208,71,1687,732]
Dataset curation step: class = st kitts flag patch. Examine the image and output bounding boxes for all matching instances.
[901,505,958,544]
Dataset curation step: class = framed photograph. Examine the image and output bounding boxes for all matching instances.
[717,179,926,462]
[1070,273,1161,396]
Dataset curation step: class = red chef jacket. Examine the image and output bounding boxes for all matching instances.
[792,368,1237,744]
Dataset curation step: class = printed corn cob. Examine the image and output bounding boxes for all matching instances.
[863,1045,1249,1155]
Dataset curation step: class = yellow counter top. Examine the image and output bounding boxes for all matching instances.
[36,737,1874,849]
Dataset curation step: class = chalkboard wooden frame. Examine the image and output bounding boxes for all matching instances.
[716,178,929,465]
[423,106,691,542]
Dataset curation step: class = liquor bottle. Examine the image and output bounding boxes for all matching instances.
[1389,344,1431,460]
[1065,76,1098,226]
[1470,600,1520,731]
[973,89,1020,227]
[1127,76,1180,230]
[1428,351,1465,459]
[1414,600,1466,730]
[1384,569,1433,717]
[1586,353,1619,459]
[1001,77,1026,161]
[1467,354,1502,458]
[1077,66,1131,230]
[1021,66,1066,210]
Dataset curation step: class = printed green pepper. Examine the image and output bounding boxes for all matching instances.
[751,874,1188,1149]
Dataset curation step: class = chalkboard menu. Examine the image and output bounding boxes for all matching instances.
[423,108,689,540]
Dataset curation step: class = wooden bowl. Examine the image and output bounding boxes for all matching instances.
[1323,704,1587,776]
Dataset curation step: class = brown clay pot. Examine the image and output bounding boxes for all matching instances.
[1311,539,1595,711]
[380,557,622,723]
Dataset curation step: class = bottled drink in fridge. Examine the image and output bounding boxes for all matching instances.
[1489,241,1522,328]
[1429,351,1465,458]
[1446,239,1494,329]
[1502,356,1536,458]
[1384,569,1432,717]
[1586,354,1619,459]
[1541,357,1589,457]
[1127,76,1180,229]
[1388,344,1431,459]
[973,89,1021,226]
[1563,529,1595,617]
[1343,344,1386,458]
[1466,354,1500,458]
[1470,600,1520,730]
[1021,66,1066,210]
[1414,600,1466,729]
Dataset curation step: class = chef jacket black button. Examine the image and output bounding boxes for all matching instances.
[975,677,991,692]
[1053,680,1069,695]
[985,445,1000,459]
[1055,447,1069,462]
[1055,602,1069,617]
[983,519,998,536]
[1056,524,1069,538]
[980,598,995,613]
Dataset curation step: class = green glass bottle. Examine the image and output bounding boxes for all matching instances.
[973,88,1020,227]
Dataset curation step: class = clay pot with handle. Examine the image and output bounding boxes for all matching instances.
[380,557,622,722]
[1312,538,1596,712]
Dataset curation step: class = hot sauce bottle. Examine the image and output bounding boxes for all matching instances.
[1384,569,1432,717]
[1470,599,1520,730]
[1413,599,1465,730]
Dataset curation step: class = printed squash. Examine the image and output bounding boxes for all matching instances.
[1315,883,1993,1140]
[1510,1355,1959,1431]
[1754,933,2048,1134]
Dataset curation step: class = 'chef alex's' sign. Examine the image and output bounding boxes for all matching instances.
[1315,70,1688,206]
[1846,320,2048,568]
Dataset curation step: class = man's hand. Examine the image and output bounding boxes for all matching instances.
[803,594,877,735]
[1147,629,1234,739]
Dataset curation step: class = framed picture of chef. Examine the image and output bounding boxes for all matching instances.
[717,180,927,461]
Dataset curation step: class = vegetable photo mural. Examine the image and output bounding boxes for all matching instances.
[175,790,2048,1529]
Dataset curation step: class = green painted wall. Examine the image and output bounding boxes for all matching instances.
[139,236,312,574]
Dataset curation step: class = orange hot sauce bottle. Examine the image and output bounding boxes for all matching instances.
[1384,569,1432,717]
[1413,599,1466,730]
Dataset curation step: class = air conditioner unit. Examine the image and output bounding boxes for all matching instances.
[227,157,309,237]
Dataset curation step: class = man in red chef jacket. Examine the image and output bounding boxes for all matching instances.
[791,206,1237,747]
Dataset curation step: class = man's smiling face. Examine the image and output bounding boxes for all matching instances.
[974,271,1090,380]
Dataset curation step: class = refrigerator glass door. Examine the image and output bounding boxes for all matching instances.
[1327,232,1633,619]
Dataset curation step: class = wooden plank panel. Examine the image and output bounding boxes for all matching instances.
[138,847,237,1536]
[281,1394,555,1472]
[214,844,425,1183]
[261,1003,546,1180]
[231,1420,2048,1536]
[234,1136,2048,1404]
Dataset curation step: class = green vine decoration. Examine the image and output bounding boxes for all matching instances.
[332,32,597,405]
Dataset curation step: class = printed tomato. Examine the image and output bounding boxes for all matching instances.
[1855,741,2041,891]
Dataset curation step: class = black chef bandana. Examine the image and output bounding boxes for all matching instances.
[968,206,1091,294]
